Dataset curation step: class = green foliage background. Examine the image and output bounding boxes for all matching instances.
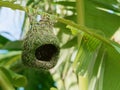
[0,0,120,90]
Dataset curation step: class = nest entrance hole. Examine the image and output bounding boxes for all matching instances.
[35,44,58,61]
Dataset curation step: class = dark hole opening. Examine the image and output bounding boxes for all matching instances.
[35,44,58,61]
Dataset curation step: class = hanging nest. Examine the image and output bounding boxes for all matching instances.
[22,13,60,69]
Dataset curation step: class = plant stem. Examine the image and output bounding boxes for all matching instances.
[76,0,84,25]
[76,0,87,89]
[79,75,88,90]
[76,0,85,46]
[57,18,111,47]
[0,1,27,12]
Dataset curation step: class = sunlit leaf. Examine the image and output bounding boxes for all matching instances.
[66,25,80,35]
[73,34,101,75]
[50,87,58,90]
[0,51,21,60]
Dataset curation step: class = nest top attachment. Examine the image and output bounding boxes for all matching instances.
[22,13,60,69]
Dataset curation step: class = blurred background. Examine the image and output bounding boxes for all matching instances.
[0,0,120,90]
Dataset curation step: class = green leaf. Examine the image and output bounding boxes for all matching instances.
[0,67,12,82]
[0,68,15,90]
[0,51,21,60]
[73,34,101,75]
[0,51,21,67]
[103,45,120,90]
[0,35,10,45]
[66,25,80,35]
[64,15,77,23]
[91,0,120,13]
[0,67,27,87]
[24,69,55,90]
[55,22,71,34]
[2,40,23,50]
[110,41,120,53]
[54,1,76,7]
[84,0,120,38]
[11,71,27,87]
[0,1,26,11]
[89,45,105,90]
[62,36,77,49]
[26,0,35,6]
[57,18,120,54]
